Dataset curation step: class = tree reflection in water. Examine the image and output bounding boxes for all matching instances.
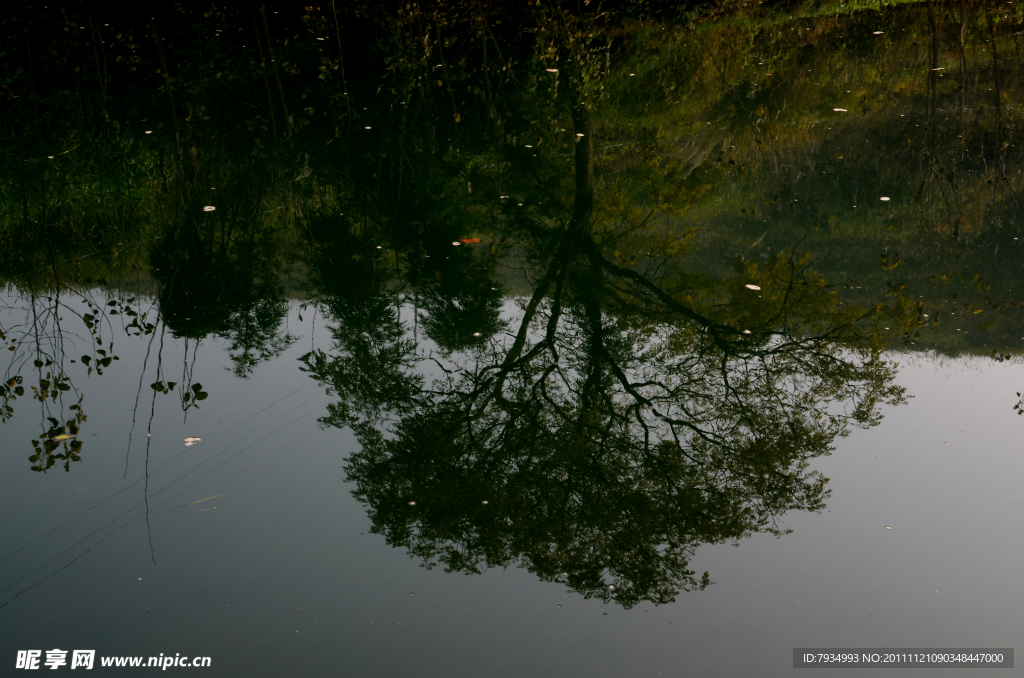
[301,105,907,608]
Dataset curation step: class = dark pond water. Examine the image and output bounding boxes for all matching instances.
[2,1,1023,675]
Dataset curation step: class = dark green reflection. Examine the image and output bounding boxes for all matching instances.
[300,81,908,606]
[1,0,1022,600]
[306,236,908,606]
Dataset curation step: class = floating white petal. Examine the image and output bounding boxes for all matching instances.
[833,108,847,112]
[880,196,891,201]
[203,206,216,212]
[452,241,461,246]
[745,284,761,290]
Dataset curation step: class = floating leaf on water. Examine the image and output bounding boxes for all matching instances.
[172,495,221,509]
[50,434,73,441]
[745,284,761,290]
[184,437,202,446]
[203,206,216,212]
[459,238,481,244]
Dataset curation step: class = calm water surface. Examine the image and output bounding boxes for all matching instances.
[1,1,1023,675]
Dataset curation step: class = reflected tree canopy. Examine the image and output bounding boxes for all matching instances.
[304,231,907,605]
[299,41,908,605]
